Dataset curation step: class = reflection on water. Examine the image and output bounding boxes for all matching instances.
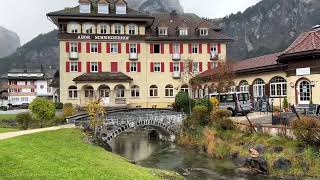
[109,130,277,180]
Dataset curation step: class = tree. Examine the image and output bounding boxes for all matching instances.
[29,98,56,128]
[209,61,235,93]
[86,99,105,137]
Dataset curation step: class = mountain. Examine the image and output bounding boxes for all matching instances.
[215,0,320,60]
[0,26,20,58]
[127,0,183,13]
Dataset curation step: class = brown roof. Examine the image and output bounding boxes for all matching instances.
[97,0,110,4]
[73,72,133,82]
[79,0,90,3]
[279,28,320,59]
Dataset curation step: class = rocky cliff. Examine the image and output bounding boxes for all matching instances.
[0,26,20,58]
[127,0,183,13]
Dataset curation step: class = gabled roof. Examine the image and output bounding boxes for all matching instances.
[279,28,320,60]
[196,21,210,29]
[73,72,133,82]
[177,21,189,29]
[97,0,110,4]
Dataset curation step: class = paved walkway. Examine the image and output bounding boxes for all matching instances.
[0,124,75,140]
[231,112,272,124]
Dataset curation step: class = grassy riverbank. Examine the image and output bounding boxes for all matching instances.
[0,128,182,180]
[0,114,16,120]
[0,127,18,133]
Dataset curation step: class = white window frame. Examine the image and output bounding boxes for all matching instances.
[128,24,136,35]
[179,28,188,36]
[110,43,118,53]
[130,43,137,53]
[114,24,123,34]
[173,43,180,53]
[70,23,78,33]
[158,27,168,36]
[131,85,140,98]
[85,24,93,34]
[193,62,199,72]
[130,62,137,72]
[80,3,91,13]
[199,28,209,36]
[192,44,198,54]
[253,79,265,98]
[239,81,249,92]
[68,86,78,99]
[116,86,125,98]
[90,43,98,53]
[100,24,108,34]
[173,62,180,72]
[165,85,174,97]
[116,4,126,14]
[98,4,109,14]
[85,88,94,98]
[154,63,161,72]
[270,77,287,97]
[90,62,98,73]
[150,85,158,97]
[70,42,78,52]
[70,62,78,72]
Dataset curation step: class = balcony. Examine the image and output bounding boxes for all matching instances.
[129,53,138,60]
[172,53,181,61]
[69,52,79,59]
[172,71,181,79]
[210,52,219,61]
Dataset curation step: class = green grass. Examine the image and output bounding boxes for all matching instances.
[0,128,18,133]
[0,114,16,120]
[0,128,182,180]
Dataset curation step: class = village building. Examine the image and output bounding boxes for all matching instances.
[47,0,231,108]
[197,26,320,109]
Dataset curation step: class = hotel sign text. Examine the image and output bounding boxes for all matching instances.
[77,35,130,41]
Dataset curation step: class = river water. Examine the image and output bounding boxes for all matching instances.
[109,130,277,180]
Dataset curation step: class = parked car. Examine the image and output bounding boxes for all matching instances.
[205,92,252,116]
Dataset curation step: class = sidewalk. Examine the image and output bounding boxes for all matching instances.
[231,112,272,124]
[0,124,75,140]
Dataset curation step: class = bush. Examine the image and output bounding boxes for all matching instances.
[29,98,56,128]
[210,109,235,131]
[48,115,66,126]
[55,102,63,110]
[292,117,320,146]
[16,112,34,130]
[283,97,289,109]
[175,91,194,114]
[192,106,209,125]
[63,103,75,118]
[195,98,213,111]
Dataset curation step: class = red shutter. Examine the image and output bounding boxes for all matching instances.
[199,44,202,54]
[78,42,82,53]
[78,62,82,72]
[66,42,70,53]
[180,62,184,72]
[217,44,221,54]
[169,43,173,54]
[150,44,154,54]
[161,43,164,54]
[208,62,212,70]
[137,43,141,54]
[161,62,165,72]
[98,62,102,72]
[126,43,130,54]
[207,43,211,53]
[188,44,192,54]
[106,43,110,53]
[170,62,174,72]
[189,62,193,72]
[66,62,70,72]
[98,43,102,53]
[87,62,91,73]
[118,43,122,53]
[111,62,118,72]
[126,62,130,72]
[137,62,141,72]
[180,43,184,54]
[86,42,90,53]
[199,62,203,72]
[150,62,154,72]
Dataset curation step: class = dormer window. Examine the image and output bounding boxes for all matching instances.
[179,28,188,36]
[116,2,127,14]
[98,3,109,14]
[128,24,137,35]
[84,24,94,34]
[199,28,209,36]
[114,24,123,34]
[158,27,168,36]
[79,3,91,13]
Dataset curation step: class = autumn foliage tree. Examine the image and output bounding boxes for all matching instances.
[86,99,105,137]
[209,61,235,93]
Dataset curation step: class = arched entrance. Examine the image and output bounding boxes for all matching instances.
[297,80,311,105]
[99,85,110,106]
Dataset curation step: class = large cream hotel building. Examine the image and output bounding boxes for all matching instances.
[47,0,231,108]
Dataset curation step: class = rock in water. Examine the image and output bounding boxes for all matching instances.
[241,157,269,175]
[273,158,292,170]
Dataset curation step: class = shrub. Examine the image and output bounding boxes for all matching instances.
[192,106,209,125]
[63,103,75,118]
[283,97,289,109]
[175,91,194,114]
[29,98,56,128]
[210,109,235,131]
[291,117,320,146]
[55,102,63,110]
[48,115,66,126]
[16,112,34,130]
[195,98,213,111]
[210,97,220,109]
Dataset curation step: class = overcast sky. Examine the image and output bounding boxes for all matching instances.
[0,0,260,45]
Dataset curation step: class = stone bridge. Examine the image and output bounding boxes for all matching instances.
[70,109,186,143]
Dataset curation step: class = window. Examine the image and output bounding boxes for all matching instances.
[270,77,287,97]
[253,79,265,98]
[31,89,35,93]
[70,42,78,52]
[130,44,137,53]
[114,24,122,34]
[68,86,78,99]
[98,4,109,14]
[70,24,78,33]
[153,44,161,53]
[128,24,136,35]
[80,3,90,13]
[131,85,140,98]
[173,43,180,53]
[181,85,189,94]
[100,24,108,34]
[90,43,98,53]
[130,62,137,72]
[210,44,217,53]
[84,86,94,98]
[199,28,209,36]
[173,62,180,72]
[239,80,249,92]
[154,63,161,72]
[115,85,125,98]
[229,86,236,93]
[150,85,158,97]
[192,44,198,54]
[91,62,98,72]
[70,62,78,72]
[193,62,199,72]
[179,28,188,36]
[10,81,17,85]
[99,86,110,98]
[158,27,168,36]
[110,43,118,53]
[85,24,93,34]
[165,85,174,97]
[116,4,126,14]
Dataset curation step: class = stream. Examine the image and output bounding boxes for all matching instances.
[109,129,277,180]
